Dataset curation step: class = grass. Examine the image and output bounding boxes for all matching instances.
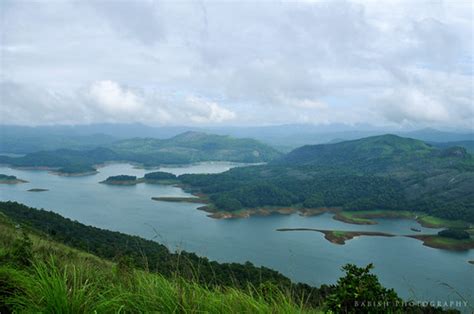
[0,214,321,313]
[416,215,470,229]
[335,210,471,229]
[407,235,474,251]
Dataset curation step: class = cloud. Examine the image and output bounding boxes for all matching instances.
[1,0,472,128]
[88,80,144,113]
[185,96,236,123]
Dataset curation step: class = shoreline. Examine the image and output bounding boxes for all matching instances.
[277,228,395,245]
[0,179,28,184]
[406,235,474,251]
[152,196,208,204]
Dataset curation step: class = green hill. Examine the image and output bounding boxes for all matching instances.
[179,135,474,222]
[0,132,281,173]
[110,131,281,164]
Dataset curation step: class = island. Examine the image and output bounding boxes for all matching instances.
[143,171,178,184]
[151,196,207,204]
[52,165,98,177]
[0,174,27,184]
[276,227,474,251]
[27,188,49,192]
[276,228,395,245]
[100,171,178,186]
[100,175,139,185]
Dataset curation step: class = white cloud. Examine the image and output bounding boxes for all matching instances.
[88,80,144,113]
[1,0,472,128]
[185,96,236,123]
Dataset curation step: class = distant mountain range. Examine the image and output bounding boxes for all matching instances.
[1,123,472,153]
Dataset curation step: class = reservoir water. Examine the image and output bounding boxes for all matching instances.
[1,163,472,311]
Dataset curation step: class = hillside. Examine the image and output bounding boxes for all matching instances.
[0,132,281,173]
[0,202,454,313]
[109,131,281,164]
[179,135,474,222]
[0,203,321,313]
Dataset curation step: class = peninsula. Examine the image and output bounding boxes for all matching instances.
[0,174,27,184]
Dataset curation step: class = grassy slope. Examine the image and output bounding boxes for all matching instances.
[0,213,320,313]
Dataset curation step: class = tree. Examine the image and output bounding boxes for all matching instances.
[438,229,470,240]
[326,264,402,313]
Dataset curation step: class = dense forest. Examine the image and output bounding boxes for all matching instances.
[179,135,474,222]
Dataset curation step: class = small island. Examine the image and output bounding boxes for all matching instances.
[53,165,98,177]
[100,175,139,185]
[100,171,178,186]
[276,228,395,245]
[0,174,28,184]
[143,171,178,184]
[27,188,49,192]
[151,196,207,204]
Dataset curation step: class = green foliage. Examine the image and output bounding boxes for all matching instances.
[0,174,17,180]
[57,164,96,174]
[213,195,242,211]
[144,171,177,180]
[0,202,458,314]
[180,135,474,222]
[438,229,470,240]
[0,201,328,307]
[105,175,137,182]
[0,132,281,173]
[326,264,402,313]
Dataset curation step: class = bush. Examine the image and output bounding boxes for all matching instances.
[144,171,176,180]
[438,229,470,240]
[326,264,402,313]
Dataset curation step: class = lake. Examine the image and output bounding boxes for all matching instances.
[1,162,473,311]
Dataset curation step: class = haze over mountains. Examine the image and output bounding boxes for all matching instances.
[1,123,473,153]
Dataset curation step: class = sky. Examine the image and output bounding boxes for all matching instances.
[1,0,473,129]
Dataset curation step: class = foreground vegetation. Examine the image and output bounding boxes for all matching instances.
[0,215,319,313]
[0,202,459,313]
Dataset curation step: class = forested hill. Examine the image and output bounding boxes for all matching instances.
[109,131,281,163]
[0,131,281,172]
[179,135,474,222]
[277,134,470,170]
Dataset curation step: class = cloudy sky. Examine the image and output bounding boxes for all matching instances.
[1,0,473,129]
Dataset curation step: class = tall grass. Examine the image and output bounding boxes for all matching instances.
[0,217,320,313]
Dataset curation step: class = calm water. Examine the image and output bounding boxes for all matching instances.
[1,163,473,311]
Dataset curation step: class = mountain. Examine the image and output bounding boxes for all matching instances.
[403,128,474,143]
[178,135,474,222]
[279,134,435,169]
[2,123,472,153]
[0,132,281,173]
[110,131,281,164]
[429,140,474,154]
